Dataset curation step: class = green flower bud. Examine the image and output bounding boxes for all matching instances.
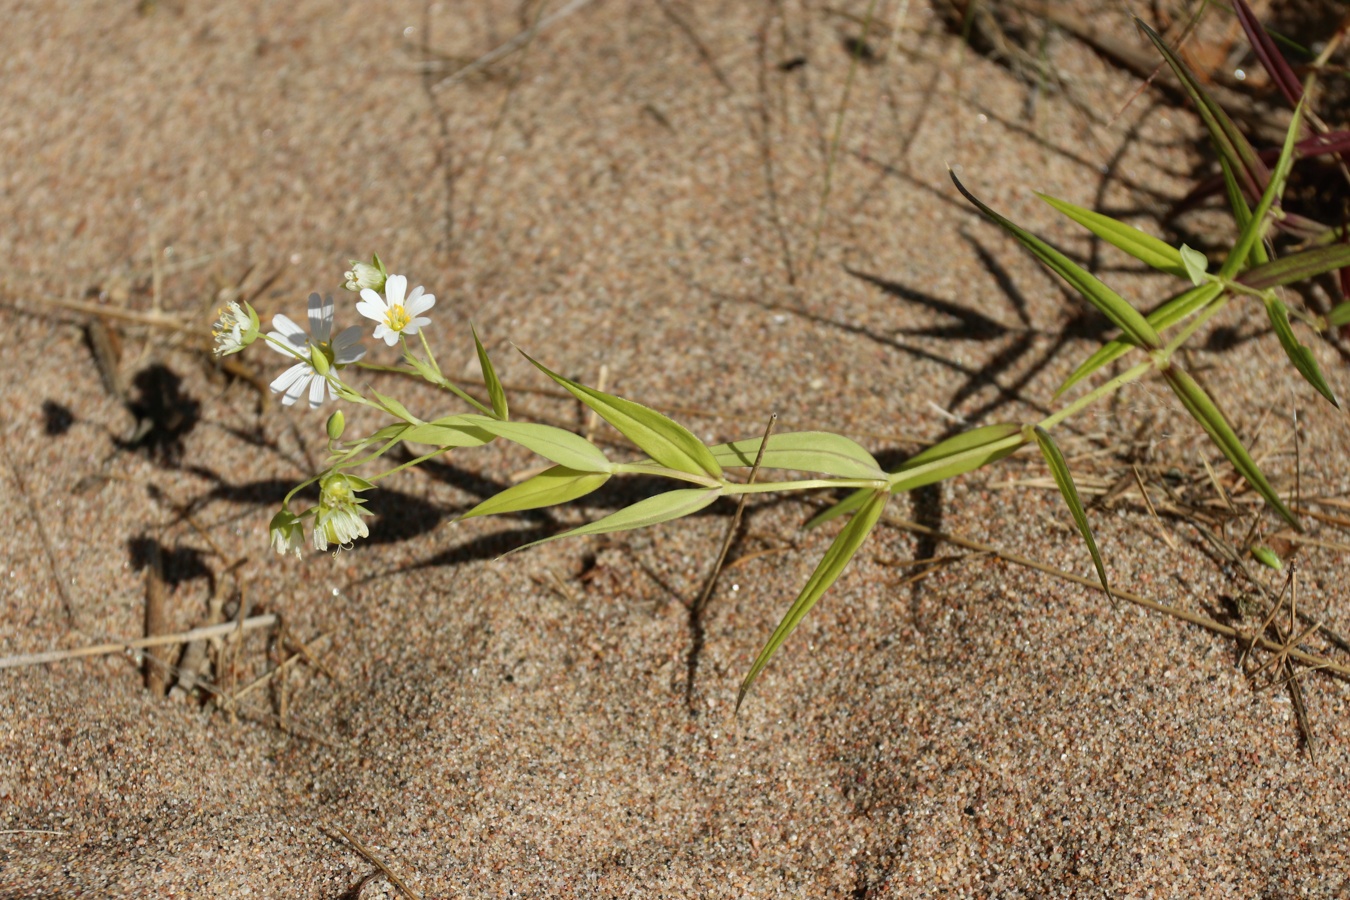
[326,410,346,441]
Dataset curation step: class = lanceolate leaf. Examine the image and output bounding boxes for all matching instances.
[402,415,496,448]
[1056,283,1223,396]
[803,486,871,530]
[460,466,610,519]
[508,487,723,554]
[710,432,885,480]
[737,490,889,711]
[1032,427,1112,601]
[370,388,421,424]
[1238,245,1350,290]
[1221,98,1305,279]
[1233,0,1301,107]
[952,172,1161,349]
[887,423,1026,493]
[1037,193,1187,277]
[473,325,509,421]
[1262,296,1340,408]
[522,351,722,479]
[1137,19,1269,204]
[468,417,613,473]
[1162,365,1300,529]
[1328,302,1350,327]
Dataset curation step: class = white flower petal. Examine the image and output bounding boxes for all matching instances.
[307,293,335,344]
[283,372,312,406]
[332,326,367,362]
[355,297,386,321]
[270,362,309,395]
[308,373,328,408]
[405,291,435,317]
[384,274,407,307]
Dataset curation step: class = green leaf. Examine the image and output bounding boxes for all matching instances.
[1238,245,1350,290]
[1251,544,1284,570]
[952,172,1161,349]
[1180,245,1209,286]
[737,490,889,711]
[1032,427,1111,601]
[405,353,443,386]
[1056,282,1224,397]
[710,431,885,480]
[402,414,496,448]
[803,486,872,530]
[469,417,613,472]
[1329,302,1350,327]
[460,466,610,519]
[521,351,722,479]
[508,487,723,553]
[1262,296,1340,408]
[1221,97,1305,279]
[1162,365,1300,530]
[1037,193,1187,276]
[1137,19,1269,205]
[473,325,509,421]
[369,388,422,424]
[887,423,1026,493]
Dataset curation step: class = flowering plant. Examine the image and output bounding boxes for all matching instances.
[216,23,1350,706]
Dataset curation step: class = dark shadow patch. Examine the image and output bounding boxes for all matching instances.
[127,535,213,589]
[42,400,75,436]
[118,364,201,465]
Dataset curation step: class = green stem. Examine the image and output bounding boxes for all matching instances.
[722,477,889,494]
[1036,360,1154,433]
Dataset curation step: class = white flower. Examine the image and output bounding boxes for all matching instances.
[269,511,305,558]
[268,293,366,408]
[211,300,259,356]
[313,473,372,552]
[356,274,435,347]
[343,256,386,294]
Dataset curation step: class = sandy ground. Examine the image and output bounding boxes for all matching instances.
[2,1,1349,897]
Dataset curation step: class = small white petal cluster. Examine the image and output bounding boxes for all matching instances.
[268,293,367,408]
[212,301,257,357]
[343,259,386,293]
[313,473,372,552]
[269,511,305,558]
[357,274,435,346]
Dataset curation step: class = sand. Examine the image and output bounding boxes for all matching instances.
[1,1,1348,897]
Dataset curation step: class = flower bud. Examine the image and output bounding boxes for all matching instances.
[343,254,387,294]
[309,346,332,376]
[326,410,346,441]
[269,510,305,558]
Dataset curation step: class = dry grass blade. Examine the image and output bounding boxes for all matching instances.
[325,825,425,900]
[0,615,279,670]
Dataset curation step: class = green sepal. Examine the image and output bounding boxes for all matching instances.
[521,350,722,479]
[507,487,723,554]
[1262,296,1340,408]
[460,466,611,519]
[472,325,509,421]
[1161,365,1300,530]
[1032,426,1111,601]
[951,172,1161,349]
[737,490,889,712]
[710,431,885,480]
[1037,193,1187,277]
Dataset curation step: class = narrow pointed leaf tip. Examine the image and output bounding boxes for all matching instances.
[738,490,889,713]
[1262,297,1340,409]
[951,172,1160,349]
[1032,427,1112,603]
[460,466,610,519]
[710,431,885,480]
[1037,193,1187,277]
[473,324,509,421]
[521,350,722,479]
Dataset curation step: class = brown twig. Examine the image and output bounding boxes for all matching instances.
[324,825,425,900]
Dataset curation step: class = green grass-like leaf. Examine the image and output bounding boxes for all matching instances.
[508,487,724,554]
[1221,97,1305,279]
[522,351,723,479]
[737,490,889,712]
[1238,245,1350,290]
[1037,193,1187,277]
[1328,302,1350,327]
[401,415,496,448]
[710,431,885,480]
[370,388,422,424]
[952,172,1161,349]
[469,417,613,472]
[887,423,1025,492]
[473,325,509,421]
[460,466,611,519]
[1056,282,1223,397]
[1262,296,1340,408]
[1032,426,1111,601]
[1162,365,1300,530]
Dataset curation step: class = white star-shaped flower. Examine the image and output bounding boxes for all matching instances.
[356,274,435,346]
[268,293,367,408]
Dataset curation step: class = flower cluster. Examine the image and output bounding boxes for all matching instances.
[214,254,441,555]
